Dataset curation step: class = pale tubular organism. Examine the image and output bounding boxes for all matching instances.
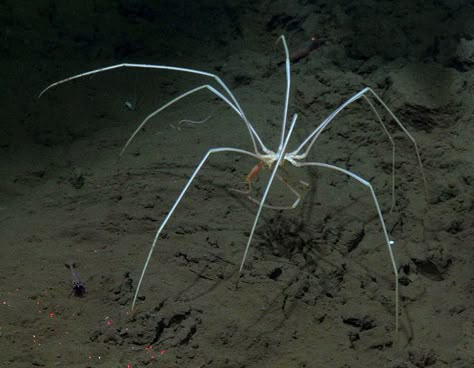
[39,35,428,340]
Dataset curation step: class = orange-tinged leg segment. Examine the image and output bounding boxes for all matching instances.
[231,161,265,194]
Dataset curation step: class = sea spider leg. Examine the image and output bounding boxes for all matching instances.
[239,164,309,210]
[238,36,303,268]
[289,87,427,212]
[246,171,308,210]
[271,167,310,209]
[39,63,270,156]
[290,89,397,208]
[295,160,400,338]
[230,161,266,195]
[231,35,299,210]
[276,35,291,152]
[120,84,262,155]
[360,95,396,213]
[131,146,261,310]
[365,88,428,198]
[239,113,299,272]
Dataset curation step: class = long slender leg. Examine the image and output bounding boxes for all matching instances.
[120,84,263,156]
[239,113,299,272]
[365,88,428,198]
[131,147,261,310]
[276,35,291,152]
[297,161,399,339]
[361,95,396,213]
[290,87,427,201]
[291,88,388,158]
[229,161,264,195]
[39,63,269,155]
[245,169,309,210]
[245,175,304,210]
[288,89,398,211]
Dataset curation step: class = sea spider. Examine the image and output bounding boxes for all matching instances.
[40,35,427,338]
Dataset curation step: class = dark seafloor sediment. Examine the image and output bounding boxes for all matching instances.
[0,1,473,367]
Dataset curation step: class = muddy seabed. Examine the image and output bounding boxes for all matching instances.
[1,1,473,367]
